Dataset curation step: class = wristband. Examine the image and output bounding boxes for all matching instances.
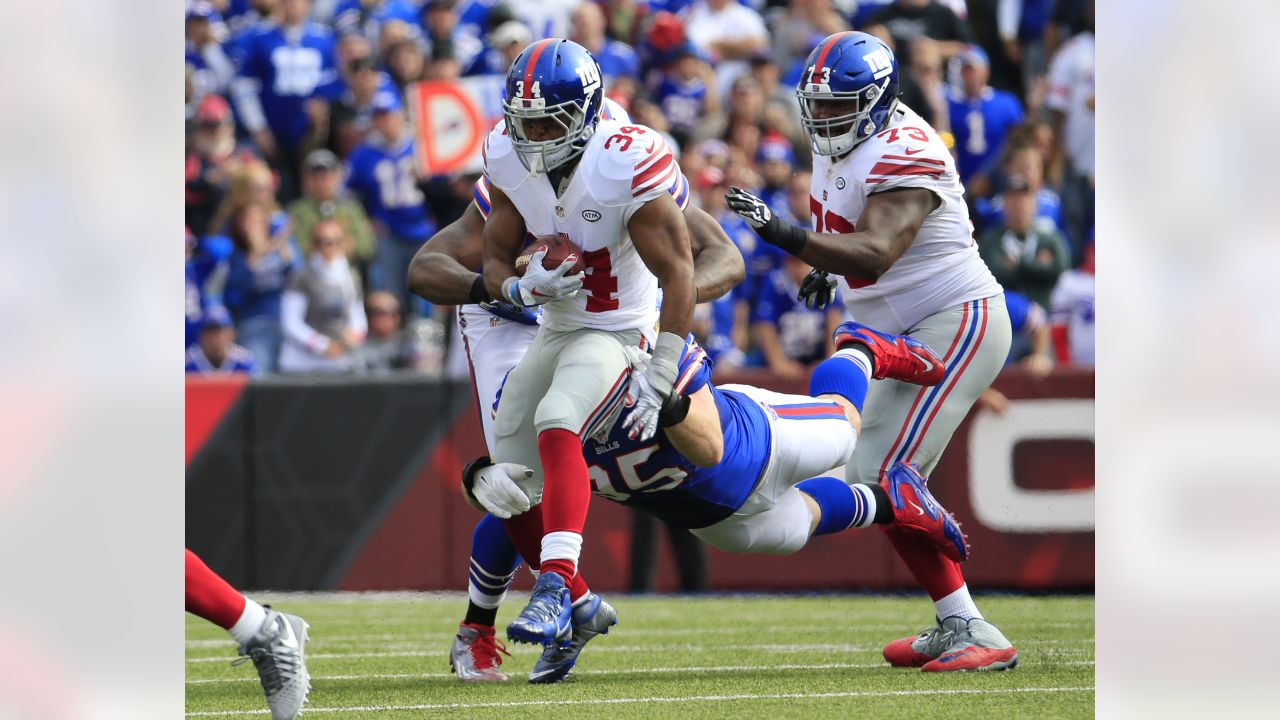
[460,454,493,513]
[501,276,525,307]
[658,393,691,427]
[757,214,808,255]
[469,274,491,304]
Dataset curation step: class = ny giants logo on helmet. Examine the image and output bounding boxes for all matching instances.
[574,62,601,95]
[863,48,893,80]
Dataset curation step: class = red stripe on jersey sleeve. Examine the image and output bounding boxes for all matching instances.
[632,152,675,192]
[867,162,944,179]
[881,154,945,166]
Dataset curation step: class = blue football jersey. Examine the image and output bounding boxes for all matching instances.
[751,268,839,365]
[346,136,436,241]
[235,22,340,145]
[947,87,1025,183]
[652,74,707,133]
[585,338,773,528]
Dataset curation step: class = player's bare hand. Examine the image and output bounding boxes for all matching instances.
[798,268,838,309]
[1022,352,1053,378]
[473,463,536,519]
[724,186,772,229]
[502,247,584,307]
[323,340,347,359]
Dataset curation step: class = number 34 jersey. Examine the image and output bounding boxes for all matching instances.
[482,119,691,333]
[810,103,1002,335]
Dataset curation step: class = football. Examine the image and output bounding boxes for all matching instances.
[515,233,585,277]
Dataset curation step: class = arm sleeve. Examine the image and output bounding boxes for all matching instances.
[280,288,330,354]
[673,338,712,396]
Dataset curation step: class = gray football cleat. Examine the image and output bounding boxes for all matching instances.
[882,621,956,667]
[232,608,311,720]
[921,616,1019,672]
[450,623,511,682]
[527,592,618,684]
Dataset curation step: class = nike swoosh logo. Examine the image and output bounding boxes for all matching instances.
[907,499,926,516]
[530,289,552,298]
[904,147,926,155]
[909,350,935,374]
[528,666,563,680]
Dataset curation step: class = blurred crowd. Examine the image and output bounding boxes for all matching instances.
[185,0,1094,378]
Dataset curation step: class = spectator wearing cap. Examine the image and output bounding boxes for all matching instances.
[279,219,369,373]
[751,255,845,380]
[325,55,400,158]
[345,90,437,316]
[977,174,1070,310]
[230,0,341,202]
[865,0,975,70]
[570,3,640,95]
[186,2,235,102]
[464,20,531,77]
[287,149,377,280]
[647,42,720,148]
[186,95,260,235]
[186,306,260,376]
[756,133,795,218]
[356,291,428,373]
[945,45,1025,184]
[682,0,770,101]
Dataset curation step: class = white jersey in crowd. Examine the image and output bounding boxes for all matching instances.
[1049,268,1095,366]
[483,117,690,333]
[809,103,1002,335]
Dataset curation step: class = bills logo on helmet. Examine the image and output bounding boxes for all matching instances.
[864,48,893,80]
[574,62,602,95]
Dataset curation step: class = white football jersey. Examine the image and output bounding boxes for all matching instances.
[810,104,1002,335]
[483,117,690,332]
[1049,269,1095,366]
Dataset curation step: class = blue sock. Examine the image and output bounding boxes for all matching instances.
[808,350,871,413]
[466,514,522,619]
[796,476,876,535]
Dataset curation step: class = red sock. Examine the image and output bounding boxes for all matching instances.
[503,507,592,602]
[883,528,966,601]
[537,428,591,583]
[185,549,247,629]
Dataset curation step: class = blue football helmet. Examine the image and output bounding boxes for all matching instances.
[503,39,605,173]
[796,31,901,156]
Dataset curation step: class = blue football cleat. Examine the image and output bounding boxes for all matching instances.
[506,572,573,648]
[832,321,945,386]
[881,462,970,562]
[528,592,618,684]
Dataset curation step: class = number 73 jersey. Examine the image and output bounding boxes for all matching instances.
[483,119,691,332]
[809,103,1001,335]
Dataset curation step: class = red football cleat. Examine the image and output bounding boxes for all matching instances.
[883,631,947,667]
[832,321,945,386]
[880,462,970,562]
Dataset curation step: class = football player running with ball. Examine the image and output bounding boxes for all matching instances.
[481,39,698,651]
[725,31,1018,672]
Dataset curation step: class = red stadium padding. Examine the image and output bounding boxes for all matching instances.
[184,376,248,465]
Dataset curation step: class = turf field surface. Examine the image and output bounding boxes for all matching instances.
[186,592,1094,719]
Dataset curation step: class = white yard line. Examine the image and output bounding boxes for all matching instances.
[187,660,1096,685]
[186,685,1095,716]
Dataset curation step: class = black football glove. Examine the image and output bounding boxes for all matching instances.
[797,268,838,310]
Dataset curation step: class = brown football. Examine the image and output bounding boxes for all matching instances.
[515,233,586,277]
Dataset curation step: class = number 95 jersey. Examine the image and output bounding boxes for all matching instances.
[483,119,691,333]
[810,103,1002,335]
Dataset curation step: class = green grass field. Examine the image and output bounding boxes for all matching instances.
[186,592,1094,719]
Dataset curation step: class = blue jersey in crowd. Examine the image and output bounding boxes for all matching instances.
[456,0,499,39]
[595,40,640,85]
[947,87,1024,183]
[974,187,1067,237]
[652,74,707,132]
[346,135,436,241]
[751,267,839,365]
[185,343,259,376]
[222,241,300,323]
[1003,289,1044,336]
[235,22,340,145]
[332,0,420,41]
[586,338,774,528]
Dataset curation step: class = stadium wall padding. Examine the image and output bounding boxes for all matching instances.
[185,368,1094,592]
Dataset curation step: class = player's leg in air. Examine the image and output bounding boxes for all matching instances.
[850,299,1019,672]
[693,322,966,561]
[185,549,310,720]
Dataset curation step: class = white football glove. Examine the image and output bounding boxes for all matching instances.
[472,462,536,519]
[502,247,583,307]
[622,333,682,442]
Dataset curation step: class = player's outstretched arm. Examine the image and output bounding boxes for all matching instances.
[686,205,744,304]
[407,202,489,305]
[726,186,939,282]
[481,184,528,300]
[661,385,723,467]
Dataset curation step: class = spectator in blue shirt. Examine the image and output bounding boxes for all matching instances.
[420,0,484,72]
[186,2,235,104]
[756,133,795,222]
[186,306,261,376]
[230,0,341,201]
[333,0,422,45]
[223,202,302,374]
[946,45,1024,184]
[462,19,531,77]
[751,255,844,380]
[570,3,641,102]
[346,90,436,316]
[648,42,719,148]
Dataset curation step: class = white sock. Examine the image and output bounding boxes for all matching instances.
[850,483,877,528]
[834,347,874,380]
[228,598,268,645]
[933,584,983,622]
[540,531,583,569]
